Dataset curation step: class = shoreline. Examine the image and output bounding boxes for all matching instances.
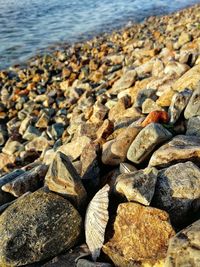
[0,3,200,267]
[1,2,200,72]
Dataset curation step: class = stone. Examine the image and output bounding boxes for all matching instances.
[101,140,119,166]
[25,136,51,152]
[76,259,112,267]
[119,162,137,174]
[127,123,172,164]
[165,219,200,267]
[115,167,158,205]
[103,203,175,267]
[96,119,114,140]
[81,142,100,194]
[141,110,169,127]
[108,95,131,122]
[173,64,200,92]
[89,102,109,123]
[2,164,48,197]
[0,125,8,146]
[23,125,41,141]
[142,98,163,114]
[19,116,32,135]
[177,32,192,47]
[47,123,65,140]
[110,127,141,161]
[36,112,50,128]
[163,61,189,77]
[0,189,82,267]
[2,138,24,155]
[149,135,200,168]
[186,116,200,137]
[153,162,200,226]
[134,89,157,108]
[184,83,200,119]
[74,122,102,140]
[45,152,87,209]
[111,69,136,93]
[168,88,192,124]
[58,136,91,161]
[156,88,176,107]
[0,153,15,170]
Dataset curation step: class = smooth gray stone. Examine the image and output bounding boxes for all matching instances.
[127,123,172,164]
[184,83,200,119]
[168,88,192,124]
[115,167,158,205]
[165,219,200,267]
[0,190,82,267]
[134,89,157,108]
[186,116,200,137]
[153,161,200,226]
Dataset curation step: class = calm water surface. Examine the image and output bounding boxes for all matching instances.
[0,0,200,69]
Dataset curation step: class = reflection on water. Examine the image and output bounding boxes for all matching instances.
[0,0,199,69]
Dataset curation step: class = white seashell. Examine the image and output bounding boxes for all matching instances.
[85,184,110,261]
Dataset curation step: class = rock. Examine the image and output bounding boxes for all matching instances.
[89,102,109,123]
[101,140,119,166]
[0,125,8,146]
[115,167,158,205]
[0,189,82,267]
[142,98,163,114]
[45,152,87,209]
[134,89,157,108]
[96,119,114,140]
[2,164,48,197]
[108,95,131,122]
[165,219,200,267]
[173,64,200,92]
[19,116,32,135]
[149,135,200,168]
[141,110,169,127]
[47,123,65,140]
[186,116,200,137]
[2,138,24,155]
[25,136,51,152]
[111,69,136,93]
[0,152,15,170]
[184,83,200,119]
[76,259,112,267]
[168,88,192,124]
[153,162,200,226]
[23,125,41,141]
[177,32,192,47]
[74,122,102,140]
[156,88,176,107]
[103,203,175,267]
[81,142,100,193]
[163,61,189,77]
[119,162,137,174]
[58,136,91,161]
[36,112,50,128]
[127,123,172,164]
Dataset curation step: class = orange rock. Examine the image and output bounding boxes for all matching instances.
[141,111,169,127]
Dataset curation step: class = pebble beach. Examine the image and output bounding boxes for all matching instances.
[0,3,200,266]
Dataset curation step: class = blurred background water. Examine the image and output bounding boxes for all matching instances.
[0,0,199,69]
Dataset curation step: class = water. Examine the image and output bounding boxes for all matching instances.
[0,0,199,69]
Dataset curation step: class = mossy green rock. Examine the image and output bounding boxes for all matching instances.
[0,189,82,267]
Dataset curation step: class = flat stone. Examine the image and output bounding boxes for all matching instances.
[23,125,41,141]
[2,138,24,155]
[127,123,172,164]
[153,162,200,226]
[186,116,200,137]
[142,98,163,114]
[25,136,51,152]
[168,88,192,124]
[165,219,200,267]
[45,152,87,209]
[184,83,200,119]
[103,203,175,267]
[134,89,157,108]
[173,64,200,92]
[115,167,158,205]
[0,189,82,267]
[111,69,136,93]
[149,135,200,168]
[0,152,15,170]
[58,136,91,161]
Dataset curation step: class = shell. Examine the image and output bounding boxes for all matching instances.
[85,184,110,261]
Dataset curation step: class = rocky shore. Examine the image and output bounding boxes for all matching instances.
[0,3,200,267]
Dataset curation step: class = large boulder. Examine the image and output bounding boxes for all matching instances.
[103,202,175,267]
[0,189,82,267]
[165,219,200,267]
